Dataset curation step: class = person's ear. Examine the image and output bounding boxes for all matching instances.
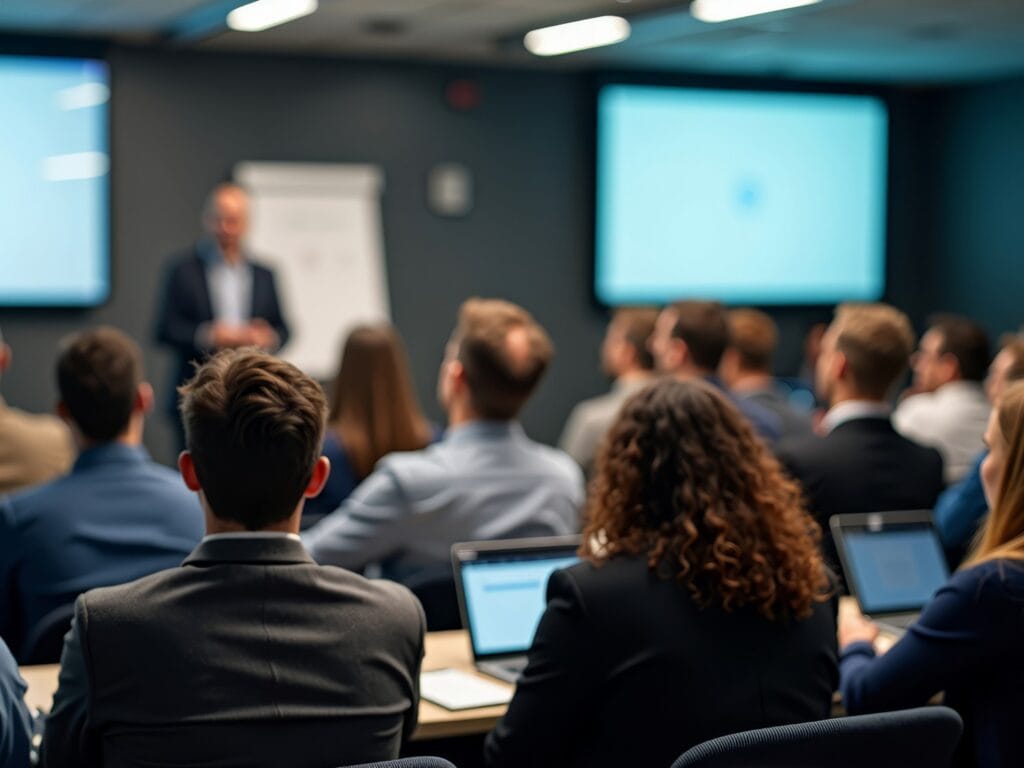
[672,338,689,370]
[178,451,202,492]
[56,401,71,424]
[834,350,850,383]
[303,456,331,498]
[0,343,11,374]
[136,382,154,415]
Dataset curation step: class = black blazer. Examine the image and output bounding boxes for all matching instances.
[777,416,945,571]
[42,536,425,768]
[155,248,290,409]
[485,557,839,768]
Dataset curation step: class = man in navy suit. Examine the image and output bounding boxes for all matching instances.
[156,183,289,444]
[0,327,204,662]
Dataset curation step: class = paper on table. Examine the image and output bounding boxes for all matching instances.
[420,668,513,711]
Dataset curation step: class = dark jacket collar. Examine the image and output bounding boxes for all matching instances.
[73,443,150,472]
[183,534,314,567]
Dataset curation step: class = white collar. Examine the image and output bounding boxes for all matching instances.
[821,400,891,434]
[202,532,302,543]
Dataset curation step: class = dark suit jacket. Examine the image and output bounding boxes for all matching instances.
[43,536,425,768]
[485,557,839,768]
[777,416,945,572]
[155,247,289,412]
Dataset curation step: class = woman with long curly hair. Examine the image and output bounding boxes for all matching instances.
[840,380,1024,768]
[485,378,838,768]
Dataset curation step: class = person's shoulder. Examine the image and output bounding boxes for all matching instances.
[317,565,425,631]
[78,565,182,616]
[954,558,1024,600]
[894,391,936,420]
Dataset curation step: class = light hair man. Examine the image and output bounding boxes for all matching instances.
[777,304,944,574]
[305,298,584,591]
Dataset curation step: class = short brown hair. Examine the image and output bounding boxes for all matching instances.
[179,349,327,530]
[668,300,729,371]
[1000,335,1024,383]
[929,314,990,382]
[614,307,658,371]
[728,308,778,373]
[454,298,554,420]
[583,379,829,619]
[832,303,915,399]
[57,327,142,442]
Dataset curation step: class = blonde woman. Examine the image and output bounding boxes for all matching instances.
[840,380,1024,768]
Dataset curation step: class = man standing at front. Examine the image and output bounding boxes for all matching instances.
[305,298,584,583]
[155,183,289,445]
[43,350,424,768]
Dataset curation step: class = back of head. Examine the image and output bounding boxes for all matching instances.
[582,378,827,620]
[610,307,658,372]
[455,298,554,420]
[329,324,429,477]
[831,303,915,399]
[929,314,990,383]
[179,349,326,530]
[57,327,142,442]
[668,300,730,372]
[727,308,778,373]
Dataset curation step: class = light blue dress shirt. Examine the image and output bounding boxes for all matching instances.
[304,421,585,582]
[199,239,253,325]
[0,638,30,768]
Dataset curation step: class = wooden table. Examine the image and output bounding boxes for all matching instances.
[20,630,511,742]
[21,605,897,740]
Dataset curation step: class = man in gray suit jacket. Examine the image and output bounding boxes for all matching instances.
[43,350,425,768]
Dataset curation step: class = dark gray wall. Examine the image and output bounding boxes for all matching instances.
[930,76,1024,340]
[0,47,605,465]
[0,46,979,467]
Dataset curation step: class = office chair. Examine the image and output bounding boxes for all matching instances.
[339,758,457,768]
[19,602,75,665]
[671,707,962,768]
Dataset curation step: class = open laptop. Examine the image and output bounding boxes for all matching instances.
[831,510,950,635]
[452,535,581,684]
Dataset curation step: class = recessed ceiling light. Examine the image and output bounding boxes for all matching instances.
[226,0,318,32]
[690,0,821,23]
[524,16,631,57]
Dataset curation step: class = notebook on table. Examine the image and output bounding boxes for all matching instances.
[452,535,581,684]
[830,510,950,635]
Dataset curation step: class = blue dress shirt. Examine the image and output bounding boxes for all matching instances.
[841,559,1024,768]
[304,421,584,582]
[0,444,204,658]
[934,452,989,562]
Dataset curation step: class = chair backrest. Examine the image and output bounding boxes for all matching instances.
[671,707,963,768]
[339,758,457,768]
[403,566,461,632]
[19,602,76,665]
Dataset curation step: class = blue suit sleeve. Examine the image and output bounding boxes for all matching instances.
[840,563,1010,714]
[933,452,988,550]
[0,639,31,768]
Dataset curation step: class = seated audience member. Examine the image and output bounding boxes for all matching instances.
[305,298,584,583]
[485,379,838,768]
[0,638,31,768]
[558,307,657,475]
[777,304,944,574]
[894,314,991,483]
[840,380,1024,768]
[719,308,813,440]
[934,335,1024,565]
[0,328,203,660]
[0,334,73,495]
[43,350,425,768]
[649,300,782,442]
[303,324,434,527]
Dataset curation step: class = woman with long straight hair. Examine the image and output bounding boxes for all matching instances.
[840,380,1024,768]
[302,324,432,526]
[486,378,838,768]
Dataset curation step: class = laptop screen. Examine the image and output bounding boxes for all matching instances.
[843,527,949,614]
[458,549,579,658]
